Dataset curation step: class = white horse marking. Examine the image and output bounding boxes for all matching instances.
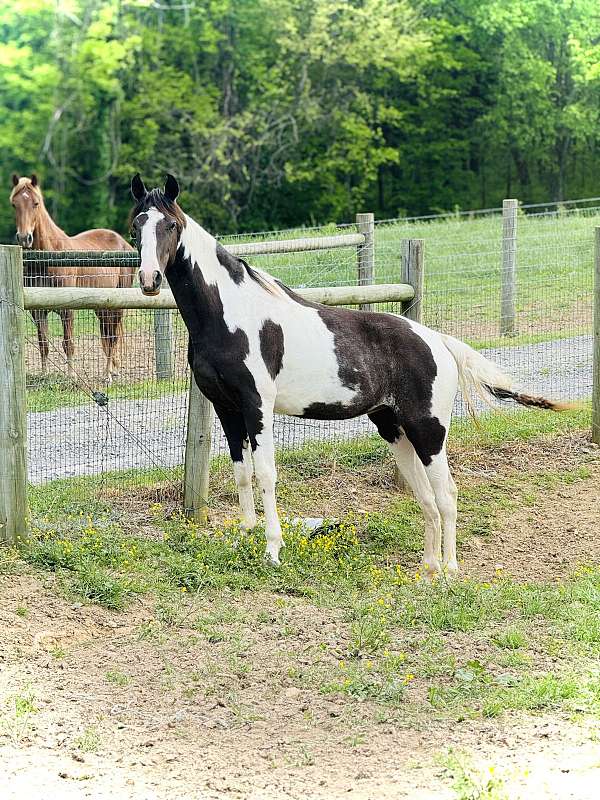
[138,207,164,282]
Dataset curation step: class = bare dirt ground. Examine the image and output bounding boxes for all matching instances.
[2,435,600,799]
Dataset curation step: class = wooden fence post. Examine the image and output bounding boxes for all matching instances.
[401,239,424,323]
[356,213,375,311]
[0,245,28,545]
[183,372,214,521]
[153,309,173,380]
[593,227,600,445]
[500,199,518,336]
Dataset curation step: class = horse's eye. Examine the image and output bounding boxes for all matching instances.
[33,202,39,208]
[168,221,177,231]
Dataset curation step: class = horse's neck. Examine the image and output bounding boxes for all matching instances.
[34,203,71,250]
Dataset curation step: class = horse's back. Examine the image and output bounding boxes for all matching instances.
[70,228,132,251]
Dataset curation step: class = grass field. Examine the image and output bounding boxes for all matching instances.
[2,409,599,797]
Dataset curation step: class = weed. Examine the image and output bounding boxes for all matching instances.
[75,726,102,753]
[442,751,508,800]
[105,669,130,687]
[491,628,527,650]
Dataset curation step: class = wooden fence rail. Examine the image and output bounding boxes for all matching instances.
[23,282,414,310]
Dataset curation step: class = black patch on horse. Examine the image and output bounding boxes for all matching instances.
[216,243,276,294]
[259,320,284,379]
[274,280,446,464]
[216,242,245,284]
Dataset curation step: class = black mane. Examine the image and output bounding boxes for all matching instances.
[129,189,186,229]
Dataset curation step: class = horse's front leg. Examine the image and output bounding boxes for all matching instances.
[249,401,283,565]
[216,407,257,530]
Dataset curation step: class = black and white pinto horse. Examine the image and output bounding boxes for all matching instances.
[130,175,567,576]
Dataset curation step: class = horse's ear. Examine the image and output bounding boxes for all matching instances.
[131,173,147,201]
[11,174,19,187]
[30,173,38,187]
[164,174,179,202]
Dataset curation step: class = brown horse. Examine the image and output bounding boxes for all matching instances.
[10,173,135,383]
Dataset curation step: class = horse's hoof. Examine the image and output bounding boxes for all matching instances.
[264,550,281,567]
[415,560,444,582]
[442,562,459,580]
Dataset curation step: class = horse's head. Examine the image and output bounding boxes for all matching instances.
[130,174,185,296]
[10,173,42,249]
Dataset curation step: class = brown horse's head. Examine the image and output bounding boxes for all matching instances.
[10,174,42,249]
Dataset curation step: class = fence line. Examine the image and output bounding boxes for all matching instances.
[0,246,27,545]
[500,199,518,336]
[2,240,418,527]
[22,282,415,310]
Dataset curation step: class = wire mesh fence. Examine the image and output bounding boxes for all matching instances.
[14,203,597,509]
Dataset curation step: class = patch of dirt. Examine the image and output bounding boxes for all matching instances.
[2,576,600,800]
[3,432,600,799]
[452,432,600,581]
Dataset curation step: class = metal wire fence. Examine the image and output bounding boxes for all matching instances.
[19,203,596,503]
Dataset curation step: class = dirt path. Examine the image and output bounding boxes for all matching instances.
[1,577,600,800]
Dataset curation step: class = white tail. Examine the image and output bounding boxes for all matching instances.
[441,334,512,417]
[441,334,570,415]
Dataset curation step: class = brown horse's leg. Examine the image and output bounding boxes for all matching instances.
[31,308,49,376]
[58,309,76,379]
[96,309,120,384]
[111,310,124,378]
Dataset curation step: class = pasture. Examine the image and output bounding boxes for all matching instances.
[1,201,599,799]
[2,411,600,798]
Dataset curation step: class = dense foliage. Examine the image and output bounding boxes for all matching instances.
[1,0,599,239]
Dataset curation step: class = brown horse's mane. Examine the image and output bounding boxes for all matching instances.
[10,176,42,204]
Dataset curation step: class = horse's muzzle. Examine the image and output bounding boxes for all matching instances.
[16,232,33,249]
[139,269,163,296]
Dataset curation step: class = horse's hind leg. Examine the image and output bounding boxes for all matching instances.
[31,309,49,376]
[403,418,458,575]
[110,310,124,378]
[369,408,442,575]
[58,309,76,379]
[96,310,118,384]
[390,435,443,575]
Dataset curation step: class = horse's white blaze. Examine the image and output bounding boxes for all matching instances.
[138,208,163,281]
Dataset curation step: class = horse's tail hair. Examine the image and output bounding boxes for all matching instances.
[441,333,573,417]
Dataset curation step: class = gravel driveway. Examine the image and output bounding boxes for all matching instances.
[27,335,592,484]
